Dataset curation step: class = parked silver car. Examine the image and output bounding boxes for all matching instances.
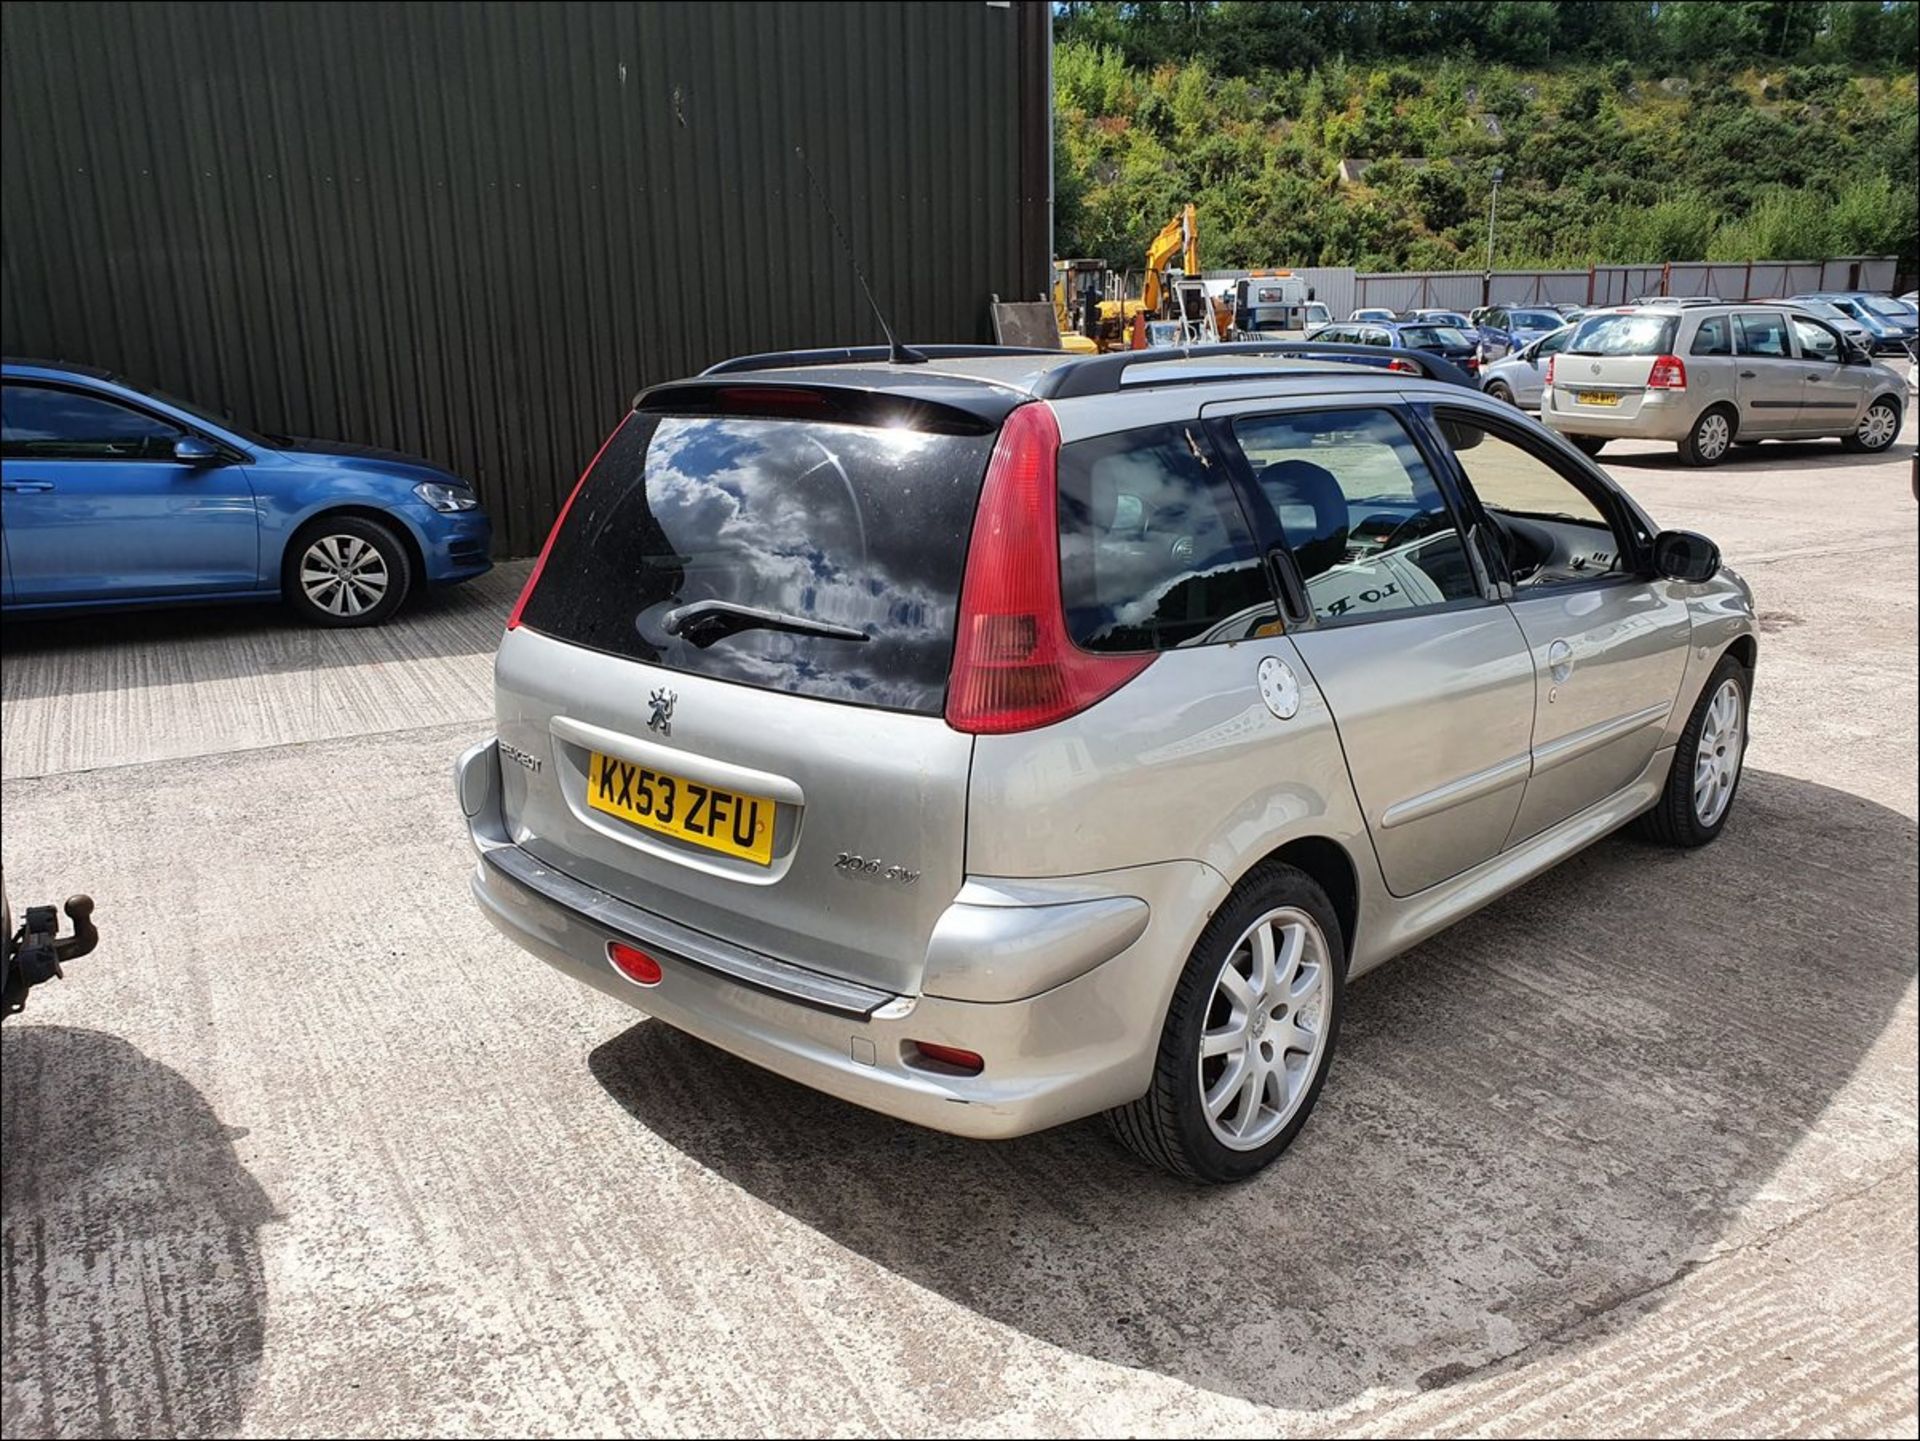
[460,342,1757,1182]
[1543,302,1907,465]
[1480,322,1577,408]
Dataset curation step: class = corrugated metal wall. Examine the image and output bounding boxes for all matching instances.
[0,0,1051,555]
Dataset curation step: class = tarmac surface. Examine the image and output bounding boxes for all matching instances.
[2,415,1915,1437]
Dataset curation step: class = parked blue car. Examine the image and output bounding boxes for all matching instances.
[1,361,491,625]
[1466,304,1567,361]
[1786,294,1917,354]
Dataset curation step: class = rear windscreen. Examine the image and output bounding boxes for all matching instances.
[517,411,995,714]
[1569,313,1678,356]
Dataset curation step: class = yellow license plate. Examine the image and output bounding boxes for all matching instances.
[1576,390,1620,406]
[586,751,775,866]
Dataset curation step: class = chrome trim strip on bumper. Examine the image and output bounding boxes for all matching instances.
[480,844,896,1019]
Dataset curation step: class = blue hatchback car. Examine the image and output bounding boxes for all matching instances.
[1,360,491,626]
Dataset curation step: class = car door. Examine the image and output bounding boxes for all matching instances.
[1207,396,1537,897]
[1428,405,1690,845]
[0,380,259,602]
[1788,314,1870,432]
[1519,326,1575,406]
[1731,311,1804,435]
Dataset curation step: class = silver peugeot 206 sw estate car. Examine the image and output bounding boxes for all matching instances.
[459,341,1757,1182]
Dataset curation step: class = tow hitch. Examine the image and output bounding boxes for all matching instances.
[4,893,98,1016]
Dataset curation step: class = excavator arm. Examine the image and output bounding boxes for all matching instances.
[1141,204,1198,314]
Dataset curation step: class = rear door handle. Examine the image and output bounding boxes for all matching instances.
[1738,370,1757,378]
[1,480,54,493]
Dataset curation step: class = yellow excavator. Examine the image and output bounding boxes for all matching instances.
[1051,204,1232,353]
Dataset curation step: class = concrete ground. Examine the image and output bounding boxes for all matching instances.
[2,418,1915,1438]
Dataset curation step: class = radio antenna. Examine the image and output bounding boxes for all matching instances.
[794,146,926,365]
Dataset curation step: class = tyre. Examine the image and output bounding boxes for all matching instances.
[1840,396,1901,453]
[1485,380,1516,406]
[284,515,412,626]
[1679,406,1736,467]
[1567,434,1606,457]
[1635,654,1749,848]
[1107,864,1345,1183]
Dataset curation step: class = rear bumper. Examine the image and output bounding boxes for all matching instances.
[456,739,1221,1139]
[1542,386,1693,440]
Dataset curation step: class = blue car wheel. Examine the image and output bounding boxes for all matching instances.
[283,514,413,626]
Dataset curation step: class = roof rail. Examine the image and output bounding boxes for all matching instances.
[701,344,1060,376]
[1027,341,1476,400]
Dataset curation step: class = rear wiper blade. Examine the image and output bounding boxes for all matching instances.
[661,599,870,649]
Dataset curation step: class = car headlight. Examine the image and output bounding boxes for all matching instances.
[414,481,479,513]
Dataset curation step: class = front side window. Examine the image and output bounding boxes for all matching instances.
[1435,414,1625,589]
[1790,316,1842,362]
[1537,327,1575,357]
[1735,312,1791,358]
[1233,408,1480,625]
[1,383,184,460]
[1690,317,1732,355]
[1058,423,1277,652]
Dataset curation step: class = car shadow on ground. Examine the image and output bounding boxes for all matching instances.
[1601,438,1912,472]
[0,562,527,703]
[588,768,1916,1412]
[0,1026,276,1438]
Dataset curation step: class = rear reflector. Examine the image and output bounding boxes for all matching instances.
[506,414,633,631]
[911,1041,984,1075]
[945,403,1152,734]
[607,940,663,986]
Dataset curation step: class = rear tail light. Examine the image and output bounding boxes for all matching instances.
[1386,357,1420,374]
[910,1041,985,1075]
[506,415,633,630]
[1647,354,1688,390]
[606,940,663,986]
[1545,355,1556,386]
[945,403,1152,734]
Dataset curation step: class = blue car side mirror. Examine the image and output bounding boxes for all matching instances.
[173,436,221,465]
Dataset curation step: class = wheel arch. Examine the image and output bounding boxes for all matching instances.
[1231,835,1361,965]
[277,505,426,595]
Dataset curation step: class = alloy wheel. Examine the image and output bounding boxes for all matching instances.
[1696,412,1731,461]
[300,534,391,618]
[1693,678,1745,827]
[1198,906,1333,1151]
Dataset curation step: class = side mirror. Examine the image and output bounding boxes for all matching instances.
[173,436,221,465]
[1652,529,1720,583]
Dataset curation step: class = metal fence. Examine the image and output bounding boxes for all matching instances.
[1351,257,1900,312]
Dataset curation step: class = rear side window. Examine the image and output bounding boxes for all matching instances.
[516,411,995,714]
[1690,317,1732,355]
[1233,408,1480,625]
[1569,313,1678,356]
[1057,423,1276,652]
